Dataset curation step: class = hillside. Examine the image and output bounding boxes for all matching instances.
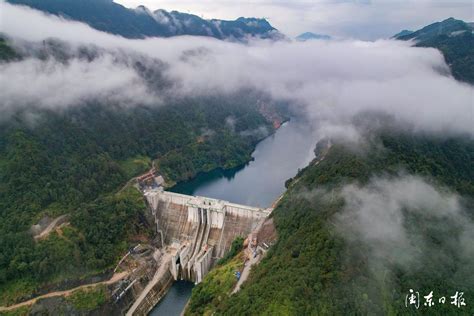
[185,115,474,315]
[395,18,474,84]
[295,32,331,41]
[1,4,472,315]
[6,0,284,41]
[0,37,18,61]
[0,39,284,306]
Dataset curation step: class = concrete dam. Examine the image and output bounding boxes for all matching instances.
[145,188,272,284]
[126,188,272,315]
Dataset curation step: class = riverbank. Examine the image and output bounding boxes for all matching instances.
[148,119,317,316]
[160,119,290,190]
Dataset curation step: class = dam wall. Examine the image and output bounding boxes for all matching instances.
[144,188,271,283]
[128,189,272,314]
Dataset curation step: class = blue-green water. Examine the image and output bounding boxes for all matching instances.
[148,281,194,316]
[170,121,317,207]
[148,120,316,315]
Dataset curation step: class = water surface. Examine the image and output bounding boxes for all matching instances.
[148,281,194,316]
[170,120,317,207]
[149,120,316,315]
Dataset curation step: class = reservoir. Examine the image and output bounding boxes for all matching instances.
[149,120,316,315]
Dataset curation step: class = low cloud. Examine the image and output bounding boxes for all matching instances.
[336,175,474,273]
[239,126,269,138]
[0,55,158,114]
[225,116,236,132]
[0,2,473,138]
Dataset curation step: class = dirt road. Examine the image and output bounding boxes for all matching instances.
[232,252,261,294]
[34,215,68,241]
[0,272,128,312]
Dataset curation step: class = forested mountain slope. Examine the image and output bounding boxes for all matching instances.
[396,18,474,84]
[186,116,474,315]
[6,0,283,41]
[0,38,282,306]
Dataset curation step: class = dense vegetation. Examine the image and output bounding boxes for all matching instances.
[0,37,18,61]
[66,285,107,312]
[189,118,474,315]
[187,252,244,316]
[217,236,245,266]
[0,305,30,316]
[0,39,277,304]
[396,18,474,84]
[0,187,148,305]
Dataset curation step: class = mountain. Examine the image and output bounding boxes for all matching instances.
[395,17,474,84]
[395,17,472,42]
[392,29,413,38]
[0,37,18,61]
[0,39,286,307]
[295,32,331,41]
[185,114,474,315]
[6,0,284,41]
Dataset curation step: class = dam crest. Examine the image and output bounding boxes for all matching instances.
[127,188,272,315]
[145,188,272,284]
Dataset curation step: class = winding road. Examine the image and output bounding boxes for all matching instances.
[0,272,128,312]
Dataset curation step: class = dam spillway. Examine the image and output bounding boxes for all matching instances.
[144,120,314,316]
[144,188,272,284]
[130,121,312,315]
[127,188,272,315]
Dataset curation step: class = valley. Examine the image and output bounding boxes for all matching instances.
[0,119,316,315]
[184,117,474,315]
[0,1,473,315]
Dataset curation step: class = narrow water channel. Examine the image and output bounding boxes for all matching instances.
[149,120,317,315]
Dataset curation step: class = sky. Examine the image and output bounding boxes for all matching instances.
[114,0,474,39]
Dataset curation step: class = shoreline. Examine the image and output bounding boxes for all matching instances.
[148,120,293,315]
[166,119,290,195]
[134,121,287,191]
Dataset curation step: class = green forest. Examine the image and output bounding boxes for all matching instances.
[0,90,276,305]
[396,18,474,85]
[417,30,474,84]
[186,117,474,315]
[1,13,473,314]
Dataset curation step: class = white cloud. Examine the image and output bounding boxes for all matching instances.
[0,56,157,112]
[1,2,473,137]
[336,175,474,269]
[114,0,474,39]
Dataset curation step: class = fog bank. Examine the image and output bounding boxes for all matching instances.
[1,2,473,137]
